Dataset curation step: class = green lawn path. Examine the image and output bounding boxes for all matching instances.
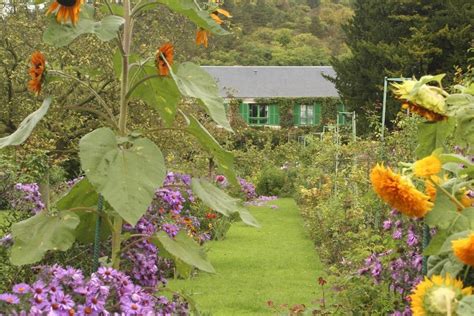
[168,198,326,315]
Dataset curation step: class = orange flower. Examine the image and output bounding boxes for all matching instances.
[155,43,174,76]
[210,8,231,25]
[413,155,442,178]
[452,233,474,266]
[196,28,209,47]
[402,102,447,122]
[461,195,474,207]
[28,51,46,95]
[46,0,83,25]
[370,164,433,218]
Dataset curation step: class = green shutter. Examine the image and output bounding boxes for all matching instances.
[314,102,321,126]
[337,103,345,125]
[293,104,301,126]
[239,103,249,123]
[275,105,280,125]
[268,105,280,126]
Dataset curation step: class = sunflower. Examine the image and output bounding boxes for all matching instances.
[370,164,433,218]
[28,51,46,95]
[413,155,442,178]
[410,274,472,316]
[196,28,209,47]
[402,102,447,122]
[452,233,474,266]
[210,8,231,25]
[155,43,174,76]
[392,76,448,122]
[46,0,83,25]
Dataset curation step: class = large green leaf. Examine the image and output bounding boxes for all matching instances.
[423,229,449,256]
[79,128,166,225]
[427,254,464,278]
[172,62,232,131]
[457,296,474,316]
[153,0,229,35]
[10,211,80,265]
[191,178,260,227]
[152,231,215,273]
[129,63,180,126]
[425,189,467,231]
[415,119,455,159]
[43,5,124,47]
[0,97,52,148]
[184,114,238,186]
[56,178,110,244]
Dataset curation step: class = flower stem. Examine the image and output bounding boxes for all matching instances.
[111,0,132,270]
[430,178,465,210]
[111,215,123,269]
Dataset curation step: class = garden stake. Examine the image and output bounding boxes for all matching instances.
[422,222,430,275]
[93,194,104,272]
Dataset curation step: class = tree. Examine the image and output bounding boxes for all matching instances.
[331,0,474,133]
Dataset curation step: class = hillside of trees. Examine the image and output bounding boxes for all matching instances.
[194,0,354,65]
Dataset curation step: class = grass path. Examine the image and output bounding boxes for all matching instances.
[168,198,325,315]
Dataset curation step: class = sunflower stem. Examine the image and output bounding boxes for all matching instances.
[111,0,133,271]
[118,0,131,135]
[430,178,465,211]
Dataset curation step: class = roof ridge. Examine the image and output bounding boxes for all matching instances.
[201,65,333,68]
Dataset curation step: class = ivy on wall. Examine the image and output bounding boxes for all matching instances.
[252,97,343,130]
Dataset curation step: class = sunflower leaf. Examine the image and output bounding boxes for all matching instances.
[171,62,232,131]
[0,97,52,149]
[151,231,215,273]
[191,178,260,227]
[43,5,124,47]
[56,178,111,244]
[79,128,166,225]
[183,113,238,187]
[10,211,80,266]
[457,296,474,316]
[128,62,180,126]
[415,119,455,159]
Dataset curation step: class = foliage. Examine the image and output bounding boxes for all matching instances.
[331,0,474,133]
[195,0,353,66]
[256,166,296,197]
[368,72,474,314]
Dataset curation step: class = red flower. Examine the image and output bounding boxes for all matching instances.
[206,212,217,219]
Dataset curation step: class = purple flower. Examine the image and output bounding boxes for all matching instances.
[382,220,392,230]
[54,291,75,311]
[392,229,403,240]
[12,283,30,294]
[0,233,13,247]
[97,267,117,282]
[31,280,46,298]
[0,293,20,304]
[161,223,179,238]
[407,228,419,246]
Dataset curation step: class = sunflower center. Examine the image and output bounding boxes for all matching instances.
[57,0,77,7]
[428,287,457,314]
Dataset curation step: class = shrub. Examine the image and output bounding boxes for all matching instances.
[256,166,295,197]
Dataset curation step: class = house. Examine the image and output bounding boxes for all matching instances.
[202,66,345,128]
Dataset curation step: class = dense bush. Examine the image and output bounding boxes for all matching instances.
[256,166,296,197]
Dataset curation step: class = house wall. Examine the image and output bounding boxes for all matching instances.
[229,97,346,129]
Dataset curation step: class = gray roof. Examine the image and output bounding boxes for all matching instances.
[202,66,339,98]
